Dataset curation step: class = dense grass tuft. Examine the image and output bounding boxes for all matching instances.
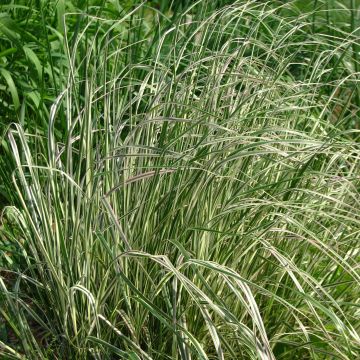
[1,1,360,359]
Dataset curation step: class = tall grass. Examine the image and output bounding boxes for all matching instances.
[1,0,360,358]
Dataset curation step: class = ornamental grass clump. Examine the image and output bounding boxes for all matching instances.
[0,1,360,359]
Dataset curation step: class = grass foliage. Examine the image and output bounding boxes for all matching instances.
[1,0,360,358]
